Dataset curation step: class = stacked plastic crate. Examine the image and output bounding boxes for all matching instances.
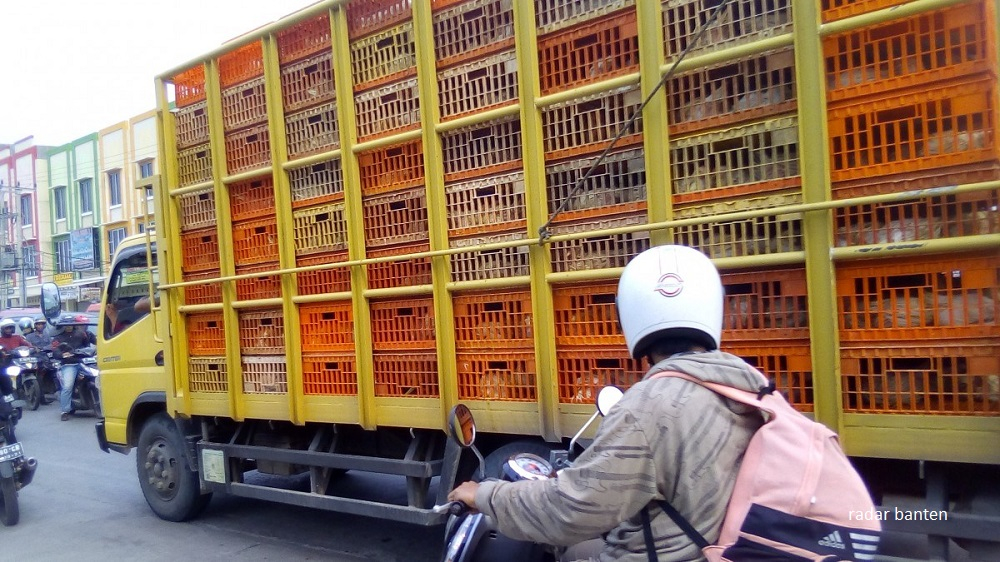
[348,1,437,398]
[432,0,534,401]
[530,0,648,403]
[823,0,1000,415]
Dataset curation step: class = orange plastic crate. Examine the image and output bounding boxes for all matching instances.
[552,282,622,347]
[242,356,288,394]
[542,84,643,161]
[449,231,530,283]
[238,309,285,355]
[289,158,344,208]
[546,147,646,223]
[373,351,438,397]
[453,290,533,349]
[296,250,352,295]
[347,0,412,40]
[432,0,515,69]
[357,139,424,196]
[229,177,274,223]
[834,185,1000,247]
[457,351,537,401]
[662,0,791,59]
[293,201,347,256]
[277,11,331,64]
[235,261,282,301]
[218,41,264,89]
[556,347,644,404]
[187,312,226,355]
[221,76,267,132]
[300,301,354,352]
[174,100,209,149]
[172,65,206,108]
[354,77,421,142]
[224,123,271,175]
[838,252,999,342]
[188,357,228,393]
[285,101,340,160]
[668,47,797,135]
[232,216,279,266]
[350,21,416,92]
[176,143,213,188]
[536,0,635,35]
[177,187,216,231]
[672,192,804,259]
[441,115,522,182]
[825,1,996,102]
[722,268,809,342]
[367,243,432,289]
[725,342,814,412]
[538,11,638,95]
[280,50,336,113]
[302,352,357,395]
[438,49,518,121]
[547,213,650,273]
[445,171,526,237]
[841,343,999,415]
[362,186,428,249]
[670,116,800,205]
[182,270,222,305]
[370,297,436,350]
[822,0,910,23]
[829,76,998,183]
[180,227,220,274]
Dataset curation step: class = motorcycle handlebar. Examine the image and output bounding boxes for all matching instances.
[432,501,470,517]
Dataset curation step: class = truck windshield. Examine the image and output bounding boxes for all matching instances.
[104,250,159,339]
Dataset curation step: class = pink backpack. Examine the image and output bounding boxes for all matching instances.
[641,371,882,561]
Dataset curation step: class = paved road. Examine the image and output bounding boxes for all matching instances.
[1,404,443,562]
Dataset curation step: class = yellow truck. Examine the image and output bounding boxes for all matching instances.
[41,0,999,555]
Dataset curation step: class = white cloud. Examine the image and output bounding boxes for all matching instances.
[1,0,320,146]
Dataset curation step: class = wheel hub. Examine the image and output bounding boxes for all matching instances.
[144,438,179,500]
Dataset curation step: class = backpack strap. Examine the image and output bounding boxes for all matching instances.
[639,507,658,562]
[647,370,779,419]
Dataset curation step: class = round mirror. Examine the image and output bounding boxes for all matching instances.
[447,404,477,448]
[596,386,624,416]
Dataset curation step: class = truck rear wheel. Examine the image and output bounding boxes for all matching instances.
[137,413,211,522]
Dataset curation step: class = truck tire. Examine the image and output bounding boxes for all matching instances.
[0,476,18,526]
[137,413,211,522]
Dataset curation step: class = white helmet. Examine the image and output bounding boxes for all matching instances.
[0,318,16,333]
[616,245,723,359]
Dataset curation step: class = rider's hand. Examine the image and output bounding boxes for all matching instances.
[447,481,480,510]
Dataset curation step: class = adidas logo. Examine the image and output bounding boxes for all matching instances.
[818,531,846,550]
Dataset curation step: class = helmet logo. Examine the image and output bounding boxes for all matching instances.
[655,273,684,297]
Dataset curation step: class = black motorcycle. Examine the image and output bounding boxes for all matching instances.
[0,394,38,526]
[51,346,101,417]
[8,346,44,411]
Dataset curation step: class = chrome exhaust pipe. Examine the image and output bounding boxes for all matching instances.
[17,457,37,489]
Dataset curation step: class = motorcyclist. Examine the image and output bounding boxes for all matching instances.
[25,316,52,349]
[18,317,33,337]
[448,245,767,561]
[0,349,18,442]
[0,319,31,351]
[52,315,97,421]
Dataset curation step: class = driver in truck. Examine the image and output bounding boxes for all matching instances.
[448,245,767,561]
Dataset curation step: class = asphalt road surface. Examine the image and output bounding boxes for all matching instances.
[1,404,443,561]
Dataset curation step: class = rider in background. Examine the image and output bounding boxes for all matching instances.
[52,315,97,422]
[25,317,52,349]
[0,319,31,351]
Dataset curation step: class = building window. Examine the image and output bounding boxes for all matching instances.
[21,245,38,277]
[55,239,72,273]
[139,161,153,178]
[19,195,32,226]
[108,227,128,258]
[137,222,145,233]
[54,187,67,220]
[80,178,93,214]
[108,171,122,206]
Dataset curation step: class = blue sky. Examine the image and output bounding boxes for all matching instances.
[2,0,319,147]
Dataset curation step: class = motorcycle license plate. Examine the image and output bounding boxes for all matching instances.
[0,442,22,463]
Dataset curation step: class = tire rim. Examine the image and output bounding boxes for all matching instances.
[144,437,180,501]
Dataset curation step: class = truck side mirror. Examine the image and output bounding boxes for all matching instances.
[40,283,62,324]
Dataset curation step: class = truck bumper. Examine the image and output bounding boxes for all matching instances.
[96,420,130,455]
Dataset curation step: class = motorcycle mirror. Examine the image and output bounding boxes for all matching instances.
[447,404,477,448]
[596,386,624,416]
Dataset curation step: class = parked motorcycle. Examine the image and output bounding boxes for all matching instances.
[0,394,38,526]
[8,346,43,411]
[51,346,102,417]
[435,386,624,562]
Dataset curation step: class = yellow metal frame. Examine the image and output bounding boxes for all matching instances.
[141,0,1000,462]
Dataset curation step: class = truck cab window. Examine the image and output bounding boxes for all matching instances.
[104,251,159,339]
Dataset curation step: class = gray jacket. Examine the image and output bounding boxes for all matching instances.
[475,351,766,561]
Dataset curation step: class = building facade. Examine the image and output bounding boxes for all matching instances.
[0,137,52,309]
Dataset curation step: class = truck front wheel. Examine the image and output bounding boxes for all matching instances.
[136,413,211,522]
